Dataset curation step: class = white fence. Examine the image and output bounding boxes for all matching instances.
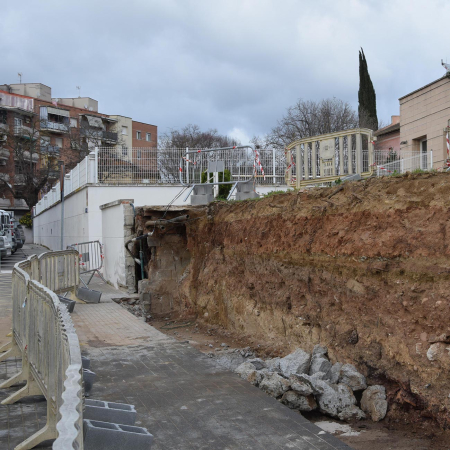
[376,151,433,176]
[0,250,83,450]
[34,147,287,216]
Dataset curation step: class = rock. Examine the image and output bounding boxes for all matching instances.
[235,362,263,386]
[221,343,228,348]
[309,354,332,380]
[214,351,247,371]
[259,372,290,397]
[361,385,388,422]
[265,357,281,372]
[312,345,328,357]
[248,358,266,370]
[281,390,317,411]
[290,372,326,395]
[279,349,311,377]
[427,343,449,361]
[329,362,342,384]
[338,405,366,422]
[339,364,367,391]
[289,374,314,396]
[315,382,357,418]
[128,299,137,305]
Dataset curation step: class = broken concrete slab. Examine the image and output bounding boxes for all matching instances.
[84,399,137,426]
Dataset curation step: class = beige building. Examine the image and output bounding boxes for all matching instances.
[399,75,450,168]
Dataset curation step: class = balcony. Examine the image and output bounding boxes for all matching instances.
[42,145,60,157]
[0,123,8,136]
[0,148,10,161]
[13,125,38,140]
[40,120,69,133]
[102,130,118,142]
[22,151,39,162]
[14,174,26,185]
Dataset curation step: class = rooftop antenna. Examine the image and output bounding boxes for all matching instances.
[76,86,81,98]
[18,72,22,83]
[442,59,450,74]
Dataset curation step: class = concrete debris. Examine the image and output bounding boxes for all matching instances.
[235,362,264,386]
[315,382,357,419]
[279,348,311,377]
[426,342,448,362]
[361,385,388,422]
[337,405,366,422]
[259,372,290,398]
[329,362,342,384]
[213,345,385,423]
[281,390,317,411]
[309,354,332,380]
[289,374,314,396]
[265,357,281,372]
[338,364,367,391]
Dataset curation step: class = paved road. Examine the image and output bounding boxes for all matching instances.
[0,243,48,272]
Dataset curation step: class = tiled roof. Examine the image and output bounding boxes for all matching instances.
[373,122,400,137]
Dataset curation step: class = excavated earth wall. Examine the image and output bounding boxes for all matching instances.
[135,172,450,429]
[177,173,450,429]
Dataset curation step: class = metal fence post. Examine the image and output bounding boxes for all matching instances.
[94,147,99,183]
[272,149,276,184]
[430,149,433,170]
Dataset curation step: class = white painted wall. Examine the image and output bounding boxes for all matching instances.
[101,201,127,288]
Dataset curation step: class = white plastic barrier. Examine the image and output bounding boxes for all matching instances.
[0,250,83,450]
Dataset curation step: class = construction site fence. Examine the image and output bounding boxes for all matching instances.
[377,151,433,176]
[1,249,83,450]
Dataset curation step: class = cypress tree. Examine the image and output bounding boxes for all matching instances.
[358,48,378,131]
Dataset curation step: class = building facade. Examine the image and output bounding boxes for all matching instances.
[399,75,450,167]
[373,115,400,161]
[0,83,157,220]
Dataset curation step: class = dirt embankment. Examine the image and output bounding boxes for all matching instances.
[176,173,450,429]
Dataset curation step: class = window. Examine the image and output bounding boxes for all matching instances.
[121,126,128,135]
[55,137,63,148]
[122,146,128,156]
[14,117,23,128]
[146,132,151,142]
[136,131,141,140]
[137,150,142,159]
[70,118,77,128]
[40,136,50,147]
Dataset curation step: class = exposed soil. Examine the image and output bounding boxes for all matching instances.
[135,172,450,448]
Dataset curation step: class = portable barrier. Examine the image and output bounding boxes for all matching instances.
[67,240,106,287]
[0,250,83,450]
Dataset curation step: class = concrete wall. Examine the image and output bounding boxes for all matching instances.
[101,199,135,290]
[399,76,450,165]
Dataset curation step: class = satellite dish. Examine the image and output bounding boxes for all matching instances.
[88,107,93,111]
[84,105,88,109]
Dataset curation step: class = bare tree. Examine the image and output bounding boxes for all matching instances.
[265,98,359,147]
[159,124,240,149]
[0,116,56,208]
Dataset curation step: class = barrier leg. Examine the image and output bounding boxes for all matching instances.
[14,401,57,450]
[0,341,11,352]
[1,372,42,405]
[0,369,26,388]
[0,340,21,363]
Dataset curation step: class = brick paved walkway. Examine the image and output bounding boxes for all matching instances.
[1,261,354,449]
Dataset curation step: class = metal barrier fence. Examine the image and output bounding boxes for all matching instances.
[0,250,83,450]
[285,128,375,187]
[376,151,433,176]
[67,240,105,287]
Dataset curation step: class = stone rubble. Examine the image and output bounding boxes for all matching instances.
[221,345,387,423]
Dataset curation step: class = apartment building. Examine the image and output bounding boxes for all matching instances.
[0,83,157,219]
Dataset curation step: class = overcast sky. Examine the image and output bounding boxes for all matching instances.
[1,0,449,143]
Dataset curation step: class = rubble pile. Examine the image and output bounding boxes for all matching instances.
[225,345,387,423]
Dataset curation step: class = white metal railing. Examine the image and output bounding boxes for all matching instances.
[0,250,83,450]
[376,151,433,176]
[34,147,287,216]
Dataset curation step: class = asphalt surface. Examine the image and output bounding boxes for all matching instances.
[0,244,47,272]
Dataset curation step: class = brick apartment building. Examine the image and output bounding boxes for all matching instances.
[0,83,157,220]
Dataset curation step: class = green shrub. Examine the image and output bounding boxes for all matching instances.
[201,169,232,200]
[20,212,32,228]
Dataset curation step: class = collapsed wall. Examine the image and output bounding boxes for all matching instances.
[136,173,450,428]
